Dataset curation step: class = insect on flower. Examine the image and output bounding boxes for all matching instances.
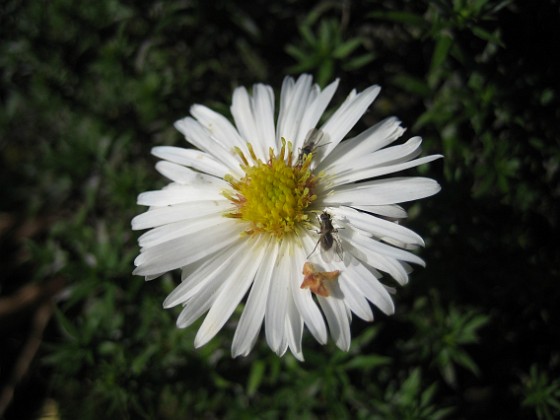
[308,211,343,262]
[297,128,330,165]
[300,261,341,297]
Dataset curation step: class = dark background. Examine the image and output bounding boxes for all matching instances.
[1,1,559,418]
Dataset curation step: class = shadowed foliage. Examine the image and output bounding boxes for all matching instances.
[1,0,559,418]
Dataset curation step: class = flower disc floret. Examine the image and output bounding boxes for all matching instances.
[224,139,317,237]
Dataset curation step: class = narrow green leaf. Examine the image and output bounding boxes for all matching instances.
[53,307,79,339]
[247,360,266,396]
[300,25,316,46]
[430,35,453,74]
[343,354,390,370]
[391,73,431,97]
[342,53,376,71]
[332,38,362,59]
[285,44,308,61]
[472,25,504,47]
[367,10,427,27]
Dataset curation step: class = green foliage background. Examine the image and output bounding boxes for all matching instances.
[1,0,559,418]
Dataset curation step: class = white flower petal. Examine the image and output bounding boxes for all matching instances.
[333,155,443,187]
[289,237,328,344]
[295,79,340,149]
[252,84,276,150]
[334,206,424,248]
[137,213,232,248]
[176,291,215,329]
[343,227,425,266]
[349,242,411,286]
[277,332,289,358]
[318,296,351,351]
[231,87,256,141]
[319,116,405,169]
[265,240,291,353]
[276,75,313,146]
[133,221,244,276]
[275,75,340,150]
[320,85,381,159]
[176,264,228,328]
[151,146,229,178]
[188,104,247,150]
[350,204,408,219]
[285,292,305,361]
[231,84,275,160]
[326,177,441,206]
[344,260,395,315]
[232,239,278,358]
[328,134,443,185]
[155,161,222,186]
[194,238,265,348]
[338,273,374,321]
[174,117,244,173]
[365,136,424,165]
[163,243,242,308]
[137,184,226,207]
[132,200,230,230]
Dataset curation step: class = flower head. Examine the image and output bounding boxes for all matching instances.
[132,75,442,360]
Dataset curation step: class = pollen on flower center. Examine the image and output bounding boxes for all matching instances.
[223,138,318,237]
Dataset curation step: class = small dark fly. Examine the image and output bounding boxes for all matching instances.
[297,129,329,165]
[308,211,343,262]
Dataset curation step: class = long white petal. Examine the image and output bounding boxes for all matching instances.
[285,291,305,361]
[334,206,424,247]
[231,85,275,160]
[342,227,425,266]
[350,204,408,219]
[232,239,278,357]
[320,85,381,159]
[331,155,443,187]
[174,117,244,174]
[325,136,424,175]
[164,243,242,308]
[319,116,405,169]
[154,161,226,186]
[188,104,247,150]
[289,236,328,344]
[137,184,225,207]
[294,79,340,149]
[176,288,216,329]
[151,146,228,178]
[340,237,410,285]
[252,84,276,154]
[265,240,290,353]
[133,222,244,276]
[137,213,231,248]
[344,260,395,315]
[326,177,441,206]
[339,272,374,321]
[318,296,351,351]
[132,200,230,230]
[194,237,265,348]
[276,75,314,147]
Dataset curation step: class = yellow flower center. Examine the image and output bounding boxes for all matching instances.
[223,139,318,238]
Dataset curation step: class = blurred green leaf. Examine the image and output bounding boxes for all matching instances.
[343,354,390,370]
[521,365,560,420]
[430,35,453,76]
[367,10,428,27]
[247,360,266,396]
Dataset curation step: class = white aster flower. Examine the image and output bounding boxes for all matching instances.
[132,74,442,360]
